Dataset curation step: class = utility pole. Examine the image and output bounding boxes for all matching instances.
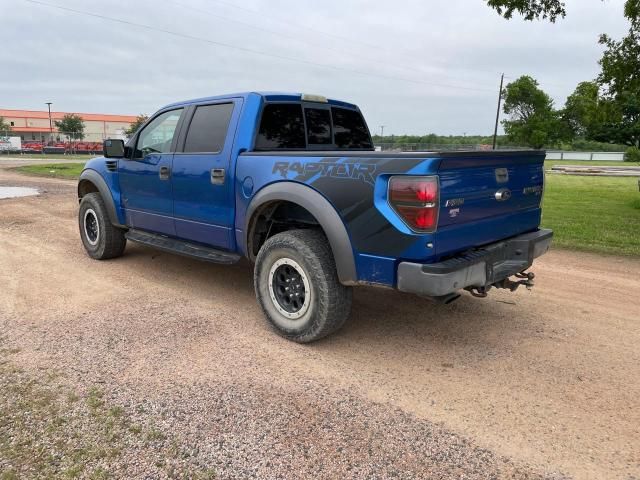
[380,125,385,138]
[492,73,504,150]
[45,102,53,143]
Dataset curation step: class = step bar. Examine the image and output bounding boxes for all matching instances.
[125,229,241,264]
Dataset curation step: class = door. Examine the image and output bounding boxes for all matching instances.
[119,108,184,236]
[171,100,239,248]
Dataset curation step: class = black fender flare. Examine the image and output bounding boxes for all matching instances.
[77,169,123,227]
[245,182,357,285]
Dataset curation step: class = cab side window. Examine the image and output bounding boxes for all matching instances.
[135,109,183,158]
[183,103,234,153]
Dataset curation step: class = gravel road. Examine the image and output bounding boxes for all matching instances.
[1,165,639,479]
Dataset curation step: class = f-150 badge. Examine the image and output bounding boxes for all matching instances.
[445,198,464,207]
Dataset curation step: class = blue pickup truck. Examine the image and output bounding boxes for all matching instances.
[77,92,552,342]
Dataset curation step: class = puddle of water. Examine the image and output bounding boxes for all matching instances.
[0,186,40,199]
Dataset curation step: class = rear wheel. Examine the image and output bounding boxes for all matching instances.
[78,192,126,260]
[254,229,352,343]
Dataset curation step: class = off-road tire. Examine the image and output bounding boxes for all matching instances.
[254,229,353,343]
[78,192,126,260]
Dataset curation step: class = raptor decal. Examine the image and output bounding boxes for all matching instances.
[272,160,377,185]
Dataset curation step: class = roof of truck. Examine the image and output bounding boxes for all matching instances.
[163,92,358,110]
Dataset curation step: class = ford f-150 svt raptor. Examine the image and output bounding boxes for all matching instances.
[77,92,552,343]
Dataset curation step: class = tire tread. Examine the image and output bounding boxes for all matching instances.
[254,229,352,343]
[79,193,126,260]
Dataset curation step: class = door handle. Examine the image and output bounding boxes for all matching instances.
[159,166,171,180]
[211,168,225,185]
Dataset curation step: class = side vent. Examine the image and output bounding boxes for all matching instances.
[105,160,118,172]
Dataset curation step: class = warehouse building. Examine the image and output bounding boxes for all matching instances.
[0,108,138,143]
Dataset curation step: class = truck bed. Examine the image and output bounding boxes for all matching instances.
[236,149,546,285]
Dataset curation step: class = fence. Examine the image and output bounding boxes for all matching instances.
[374,143,528,152]
[0,135,630,160]
[545,151,625,161]
[0,130,128,155]
[375,144,627,161]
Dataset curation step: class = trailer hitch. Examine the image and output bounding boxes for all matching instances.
[465,271,535,297]
[496,271,535,292]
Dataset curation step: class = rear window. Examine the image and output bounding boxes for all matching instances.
[255,104,305,150]
[254,103,372,150]
[332,107,372,149]
[304,108,332,145]
[184,103,234,153]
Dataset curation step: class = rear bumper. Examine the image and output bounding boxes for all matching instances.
[397,229,553,297]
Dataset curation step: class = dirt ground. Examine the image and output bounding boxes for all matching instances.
[1,164,639,479]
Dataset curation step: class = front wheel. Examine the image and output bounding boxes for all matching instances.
[254,229,353,343]
[78,192,126,260]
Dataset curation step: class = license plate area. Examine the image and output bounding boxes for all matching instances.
[482,237,535,284]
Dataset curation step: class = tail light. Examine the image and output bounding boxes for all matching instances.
[388,176,439,232]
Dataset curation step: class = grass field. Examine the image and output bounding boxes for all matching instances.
[13,160,640,256]
[542,174,640,256]
[544,159,636,168]
[0,346,216,479]
[15,163,85,179]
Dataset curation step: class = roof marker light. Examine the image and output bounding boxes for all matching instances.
[301,94,328,103]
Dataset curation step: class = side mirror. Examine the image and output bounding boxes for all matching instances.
[103,139,125,158]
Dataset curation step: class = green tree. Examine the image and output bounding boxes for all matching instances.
[502,75,566,148]
[0,116,12,134]
[486,0,566,22]
[625,146,640,162]
[599,9,639,99]
[486,0,635,22]
[125,114,148,136]
[562,82,600,138]
[597,3,640,146]
[54,113,85,140]
[561,81,622,140]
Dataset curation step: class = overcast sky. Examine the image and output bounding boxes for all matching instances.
[2,0,630,135]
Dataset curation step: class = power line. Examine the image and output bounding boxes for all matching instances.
[193,0,509,80]
[162,0,480,85]
[20,0,497,93]
[162,0,400,70]
[201,0,385,52]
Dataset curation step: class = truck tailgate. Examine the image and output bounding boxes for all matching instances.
[436,151,545,256]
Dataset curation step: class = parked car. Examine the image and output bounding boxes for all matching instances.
[77,92,552,342]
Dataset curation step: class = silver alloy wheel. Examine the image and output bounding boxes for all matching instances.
[83,208,100,246]
[268,257,311,320]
